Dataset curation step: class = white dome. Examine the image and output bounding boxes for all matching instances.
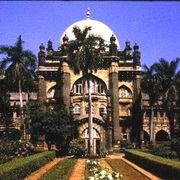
[59,10,120,49]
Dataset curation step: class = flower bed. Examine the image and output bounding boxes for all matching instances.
[82,159,123,180]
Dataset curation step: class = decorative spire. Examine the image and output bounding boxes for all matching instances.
[87,8,90,19]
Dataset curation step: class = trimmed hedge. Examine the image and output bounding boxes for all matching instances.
[0,151,56,180]
[125,149,180,179]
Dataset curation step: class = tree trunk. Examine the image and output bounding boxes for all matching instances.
[168,111,175,139]
[149,105,154,143]
[18,75,25,140]
[87,76,93,156]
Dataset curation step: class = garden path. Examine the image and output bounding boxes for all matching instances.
[98,158,113,172]
[24,154,161,180]
[68,158,86,180]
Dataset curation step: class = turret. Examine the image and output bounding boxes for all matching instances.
[109,34,118,56]
[59,34,69,55]
[124,40,132,60]
[38,43,46,66]
[133,43,141,66]
[46,40,54,55]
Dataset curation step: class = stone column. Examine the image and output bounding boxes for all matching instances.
[109,60,121,146]
[106,90,113,150]
[38,75,46,108]
[61,62,71,113]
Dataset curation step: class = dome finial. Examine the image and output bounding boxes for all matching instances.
[87,7,90,19]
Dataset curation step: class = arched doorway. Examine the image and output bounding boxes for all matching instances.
[77,115,105,155]
[155,130,169,142]
[82,127,101,155]
[144,131,150,142]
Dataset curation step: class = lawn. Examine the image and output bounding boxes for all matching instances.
[106,159,150,180]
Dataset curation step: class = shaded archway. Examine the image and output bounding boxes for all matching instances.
[155,130,169,142]
[144,131,150,142]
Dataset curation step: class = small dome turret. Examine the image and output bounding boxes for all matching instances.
[39,43,45,52]
[110,34,116,43]
[62,34,69,43]
[133,43,139,51]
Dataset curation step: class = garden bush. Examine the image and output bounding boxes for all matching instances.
[125,149,180,179]
[68,138,87,157]
[149,143,178,159]
[0,139,35,164]
[0,151,56,180]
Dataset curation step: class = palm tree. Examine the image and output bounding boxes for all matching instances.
[0,35,37,139]
[154,58,180,139]
[141,64,162,143]
[67,26,104,156]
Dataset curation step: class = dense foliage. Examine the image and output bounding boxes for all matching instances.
[29,102,78,154]
[68,138,87,157]
[149,143,178,159]
[0,139,35,164]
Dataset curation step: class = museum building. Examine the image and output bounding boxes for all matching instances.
[7,9,171,153]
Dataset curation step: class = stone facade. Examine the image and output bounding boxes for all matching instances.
[36,34,143,153]
[1,12,176,154]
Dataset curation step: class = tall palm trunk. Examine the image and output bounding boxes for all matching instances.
[87,76,93,156]
[167,111,175,139]
[149,105,154,143]
[18,72,25,140]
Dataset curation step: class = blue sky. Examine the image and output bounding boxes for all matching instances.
[0,1,180,67]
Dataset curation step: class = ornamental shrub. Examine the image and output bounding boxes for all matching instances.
[149,144,178,159]
[0,139,35,164]
[68,138,87,157]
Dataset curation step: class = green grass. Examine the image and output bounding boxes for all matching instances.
[40,158,77,180]
[106,159,150,180]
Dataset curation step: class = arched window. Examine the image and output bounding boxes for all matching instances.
[48,89,55,98]
[74,104,80,114]
[99,104,107,115]
[72,76,107,95]
[97,81,106,94]
[83,128,100,138]
[119,86,132,98]
[74,82,82,94]
[85,79,95,93]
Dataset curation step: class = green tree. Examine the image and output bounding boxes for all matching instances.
[154,58,180,139]
[0,36,37,139]
[29,102,77,154]
[67,26,104,156]
[0,83,12,139]
[141,64,162,143]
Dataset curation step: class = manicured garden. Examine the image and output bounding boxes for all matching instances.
[106,159,150,180]
[0,137,180,180]
[0,151,56,180]
[39,158,77,180]
[125,149,180,179]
